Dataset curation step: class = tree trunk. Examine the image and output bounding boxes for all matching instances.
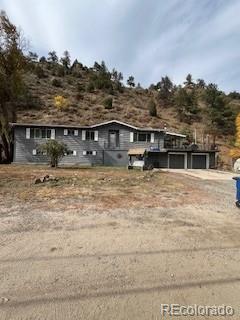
[1,133,10,162]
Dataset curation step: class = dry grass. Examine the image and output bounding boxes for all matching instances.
[0,165,208,212]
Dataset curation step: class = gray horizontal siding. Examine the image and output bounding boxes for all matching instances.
[13,123,216,168]
[13,124,164,165]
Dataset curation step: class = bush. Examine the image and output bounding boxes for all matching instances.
[35,65,46,79]
[51,78,62,87]
[103,97,113,109]
[86,82,94,92]
[76,83,84,92]
[54,95,69,111]
[38,140,68,168]
[56,66,65,77]
[148,99,157,117]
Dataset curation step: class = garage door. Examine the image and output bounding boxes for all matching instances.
[192,154,207,169]
[169,154,186,169]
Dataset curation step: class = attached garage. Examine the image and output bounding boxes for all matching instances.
[168,153,187,169]
[191,153,209,169]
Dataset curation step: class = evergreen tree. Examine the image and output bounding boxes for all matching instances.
[157,76,173,105]
[127,76,135,88]
[184,73,194,87]
[60,50,71,69]
[148,99,157,117]
[47,51,58,63]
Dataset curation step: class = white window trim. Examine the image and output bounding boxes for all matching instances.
[74,130,78,136]
[51,129,55,140]
[26,128,30,139]
[82,130,86,141]
[83,150,87,156]
[94,131,98,141]
[130,132,134,143]
[92,150,97,156]
[32,149,37,156]
[191,153,209,169]
[73,150,77,156]
[64,129,68,136]
[150,133,155,143]
[168,152,188,169]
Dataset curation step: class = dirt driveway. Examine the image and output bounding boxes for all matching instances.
[162,168,240,180]
[0,165,240,319]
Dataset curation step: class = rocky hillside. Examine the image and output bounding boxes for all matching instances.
[16,58,240,169]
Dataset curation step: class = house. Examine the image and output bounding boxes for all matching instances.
[11,120,217,169]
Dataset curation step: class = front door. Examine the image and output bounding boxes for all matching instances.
[109,130,119,148]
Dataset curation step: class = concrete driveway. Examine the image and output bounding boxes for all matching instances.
[161,169,239,180]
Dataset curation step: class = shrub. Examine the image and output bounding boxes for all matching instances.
[38,140,68,168]
[35,65,46,79]
[51,78,62,87]
[103,97,113,109]
[76,83,84,92]
[86,82,94,92]
[54,95,69,110]
[148,99,157,117]
[56,66,65,77]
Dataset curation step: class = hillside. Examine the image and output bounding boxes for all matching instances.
[15,59,240,169]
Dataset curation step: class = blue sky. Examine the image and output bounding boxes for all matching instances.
[1,0,240,92]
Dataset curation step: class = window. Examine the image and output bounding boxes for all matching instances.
[133,132,151,142]
[65,150,77,156]
[32,149,47,156]
[86,131,95,141]
[68,129,74,135]
[83,150,97,156]
[64,129,78,136]
[30,128,51,139]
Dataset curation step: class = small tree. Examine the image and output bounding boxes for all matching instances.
[230,113,240,159]
[184,73,194,87]
[196,78,206,89]
[28,51,38,62]
[48,51,58,63]
[60,50,71,69]
[39,56,47,63]
[103,97,113,109]
[54,95,69,110]
[39,140,68,168]
[35,65,46,78]
[51,78,62,87]
[157,76,173,105]
[148,99,157,117]
[127,76,135,88]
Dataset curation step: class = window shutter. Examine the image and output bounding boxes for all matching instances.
[74,129,78,136]
[64,129,68,136]
[82,130,86,140]
[151,133,155,143]
[51,129,55,140]
[130,132,134,142]
[73,150,77,156]
[94,130,98,141]
[83,150,87,156]
[92,151,97,156]
[26,128,30,139]
[32,149,37,155]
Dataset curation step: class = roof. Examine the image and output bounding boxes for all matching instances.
[128,148,146,155]
[166,131,186,138]
[10,119,165,132]
[10,120,185,137]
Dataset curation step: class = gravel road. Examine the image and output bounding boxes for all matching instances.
[0,170,240,319]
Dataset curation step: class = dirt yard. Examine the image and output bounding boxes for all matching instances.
[0,165,240,319]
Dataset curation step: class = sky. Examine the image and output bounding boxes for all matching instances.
[1,0,240,92]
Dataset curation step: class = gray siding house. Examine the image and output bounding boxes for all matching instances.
[11,120,217,169]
